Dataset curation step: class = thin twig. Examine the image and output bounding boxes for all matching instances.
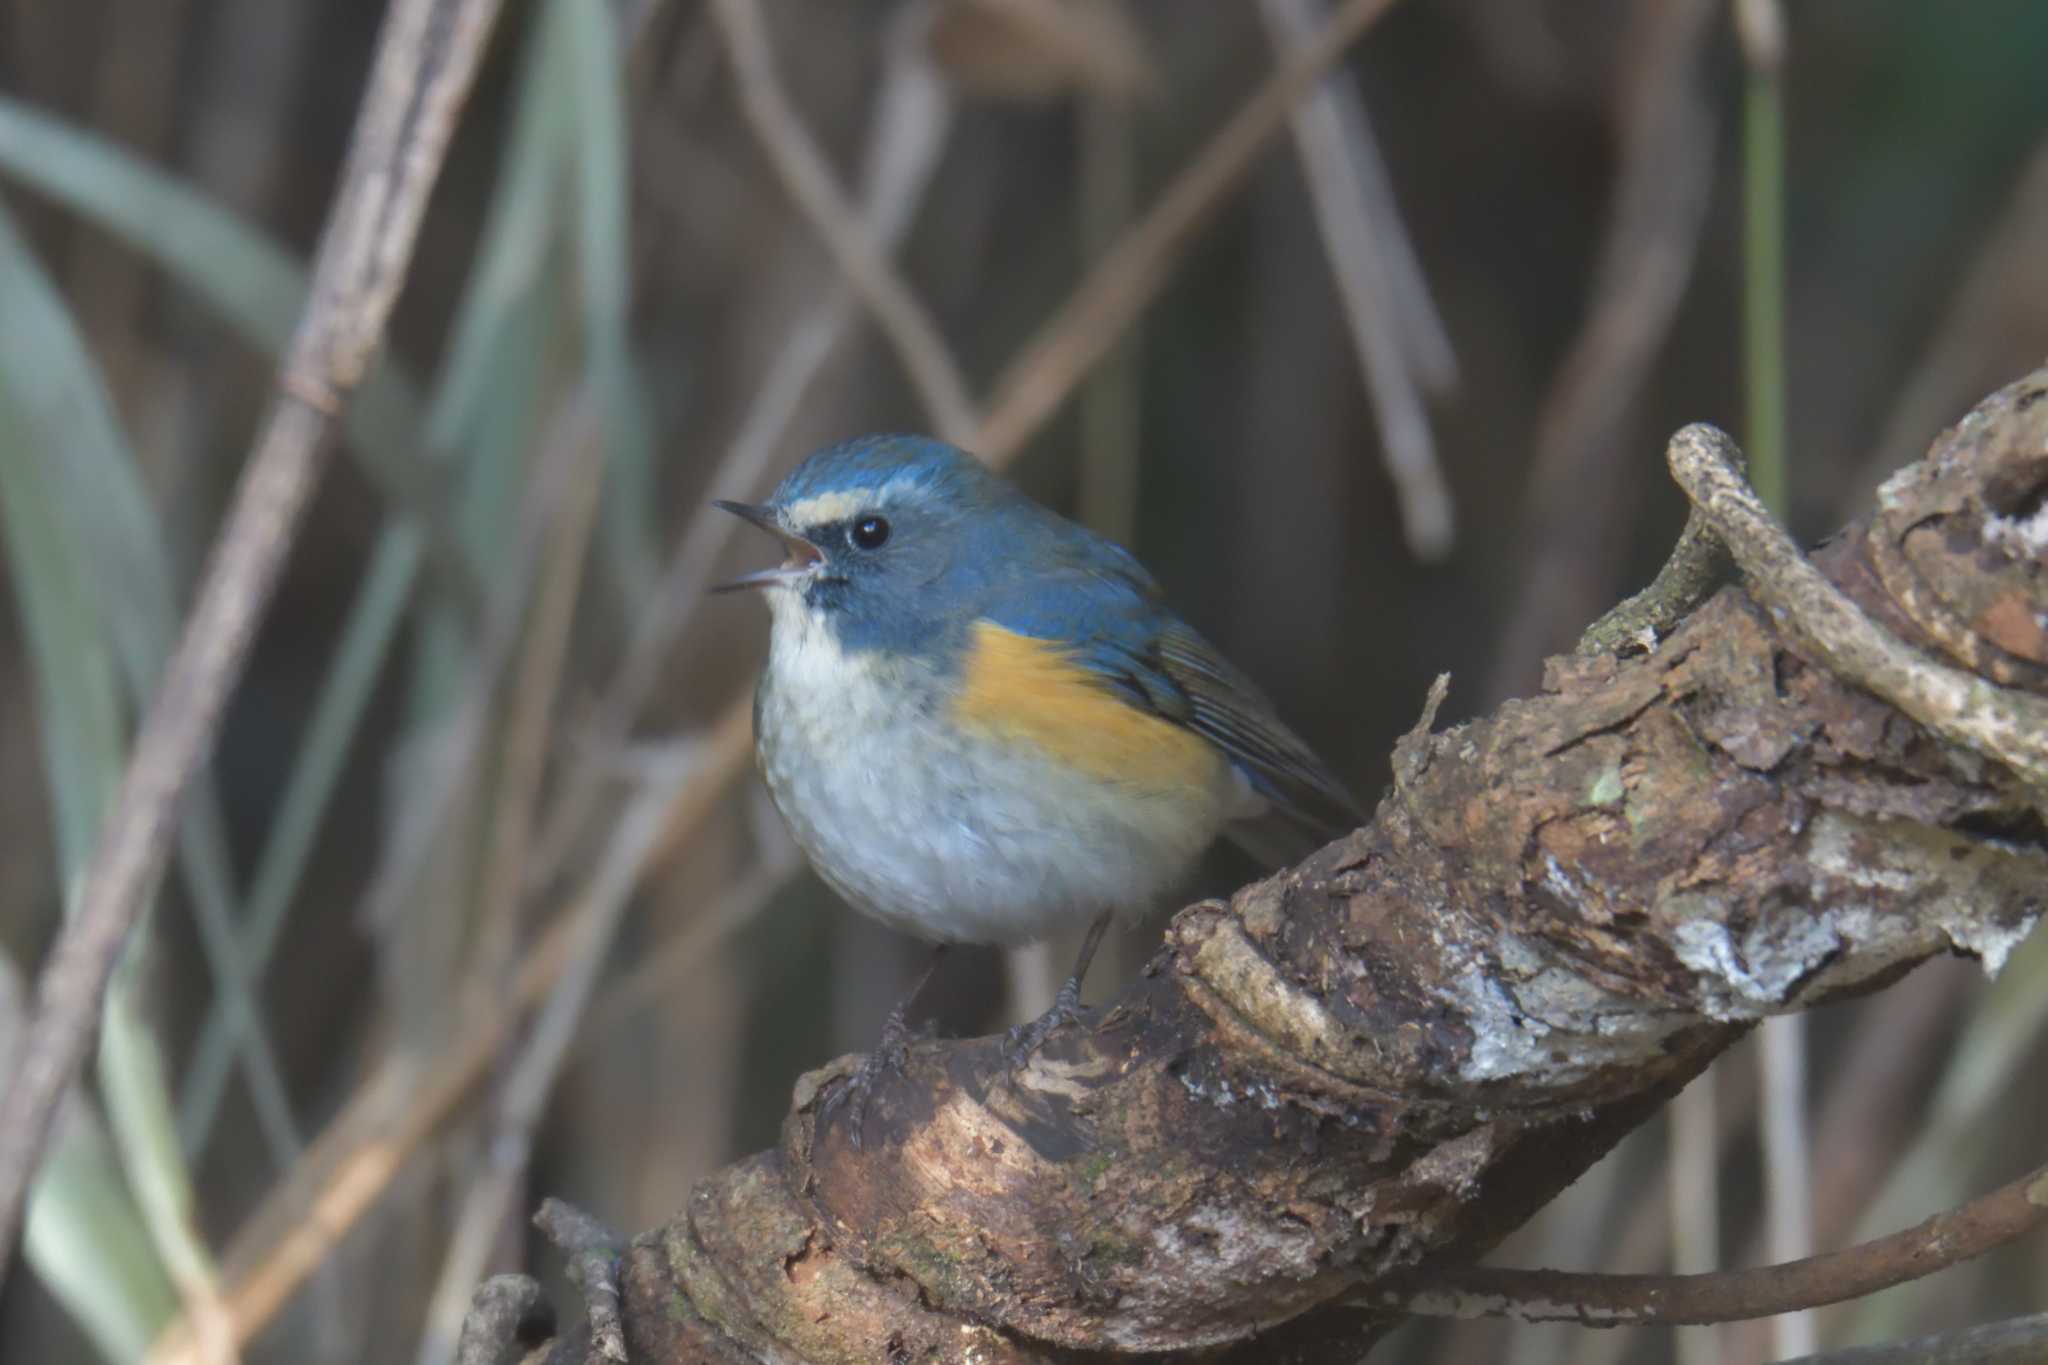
[454,1274,552,1365]
[1760,1012,1817,1354]
[977,0,1403,463]
[707,0,980,445]
[1722,962,1975,1364]
[1666,423,2048,791]
[0,0,508,1275]
[952,0,1159,100]
[1852,141,2048,512]
[574,832,800,1049]
[410,397,610,1365]
[1669,1075,1721,1365]
[534,1199,628,1363]
[1362,1162,2048,1326]
[1481,0,1720,700]
[465,402,610,1001]
[358,393,605,938]
[414,751,690,1365]
[1258,0,1455,558]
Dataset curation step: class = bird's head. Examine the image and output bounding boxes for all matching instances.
[715,435,1028,655]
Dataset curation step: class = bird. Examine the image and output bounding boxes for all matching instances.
[716,434,1361,1143]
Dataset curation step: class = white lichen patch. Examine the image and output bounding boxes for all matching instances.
[1445,933,1691,1087]
[1980,497,2048,557]
[1948,911,2040,977]
[1808,810,2048,981]
[1671,914,1841,1020]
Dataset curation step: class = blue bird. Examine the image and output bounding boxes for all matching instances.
[717,435,1360,1142]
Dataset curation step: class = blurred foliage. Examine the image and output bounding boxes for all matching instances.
[0,0,2044,1361]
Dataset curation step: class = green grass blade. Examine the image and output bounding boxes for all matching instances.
[0,259,168,1365]
[22,1098,179,1364]
[0,96,455,551]
[0,398,123,886]
[564,0,658,608]
[1743,64,1789,517]
[176,522,425,1145]
[0,199,303,1162]
[0,204,306,1172]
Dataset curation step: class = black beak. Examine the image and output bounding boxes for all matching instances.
[712,500,823,591]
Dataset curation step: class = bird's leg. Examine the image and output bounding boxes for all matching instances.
[829,942,948,1151]
[1003,910,1113,1071]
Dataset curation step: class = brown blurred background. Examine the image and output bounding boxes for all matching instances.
[0,0,2045,1361]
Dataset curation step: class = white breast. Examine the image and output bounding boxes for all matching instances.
[753,595,1237,946]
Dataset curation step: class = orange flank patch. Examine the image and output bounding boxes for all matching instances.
[952,621,1223,790]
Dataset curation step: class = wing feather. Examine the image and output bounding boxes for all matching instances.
[979,560,1362,869]
[1153,624,1363,861]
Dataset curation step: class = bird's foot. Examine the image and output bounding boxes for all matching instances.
[821,944,948,1152]
[825,1005,915,1152]
[1002,975,1088,1073]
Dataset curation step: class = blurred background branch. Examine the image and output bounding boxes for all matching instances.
[0,0,2043,1361]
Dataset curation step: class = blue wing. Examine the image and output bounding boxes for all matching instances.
[979,541,1362,867]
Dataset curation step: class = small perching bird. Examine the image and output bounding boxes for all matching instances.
[718,436,1361,1144]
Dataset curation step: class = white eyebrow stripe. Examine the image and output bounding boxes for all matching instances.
[783,490,873,526]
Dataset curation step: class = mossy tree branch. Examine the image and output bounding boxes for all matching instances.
[480,369,2048,1364]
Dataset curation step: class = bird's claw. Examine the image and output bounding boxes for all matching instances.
[825,1014,913,1152]
[1002,980,1087,1073]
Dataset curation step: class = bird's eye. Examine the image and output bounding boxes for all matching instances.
[851,515,891,550]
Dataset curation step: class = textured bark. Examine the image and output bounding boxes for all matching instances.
[519,371,2048,1364]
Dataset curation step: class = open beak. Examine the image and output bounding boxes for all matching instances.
[712,500,824,591]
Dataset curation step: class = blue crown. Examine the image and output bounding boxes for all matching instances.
[771,434,989,507]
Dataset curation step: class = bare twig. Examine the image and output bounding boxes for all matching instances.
[977,0,1403,462]
[465,403,610,999]
[534,1199,627,1364]
[1668,1075,1721,1365]
[0,0,507,1275]
[947,0,1158,100]
[1760,1012,1818,1354]
[415,751,691,1365]
[707,0,980,444]
[1258,0,1455,558]
[411,406,611,1365]
[1482,0,1720,701]
[1722,962,1976,1365]
[575,832,800,1048]
[1362,1162,2048,1327]
[359,394,605,938]
[1852,141,2048,511]
[1734,0,1787,74]
[454,1274,551,1365]
[1667,423,2048,790]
